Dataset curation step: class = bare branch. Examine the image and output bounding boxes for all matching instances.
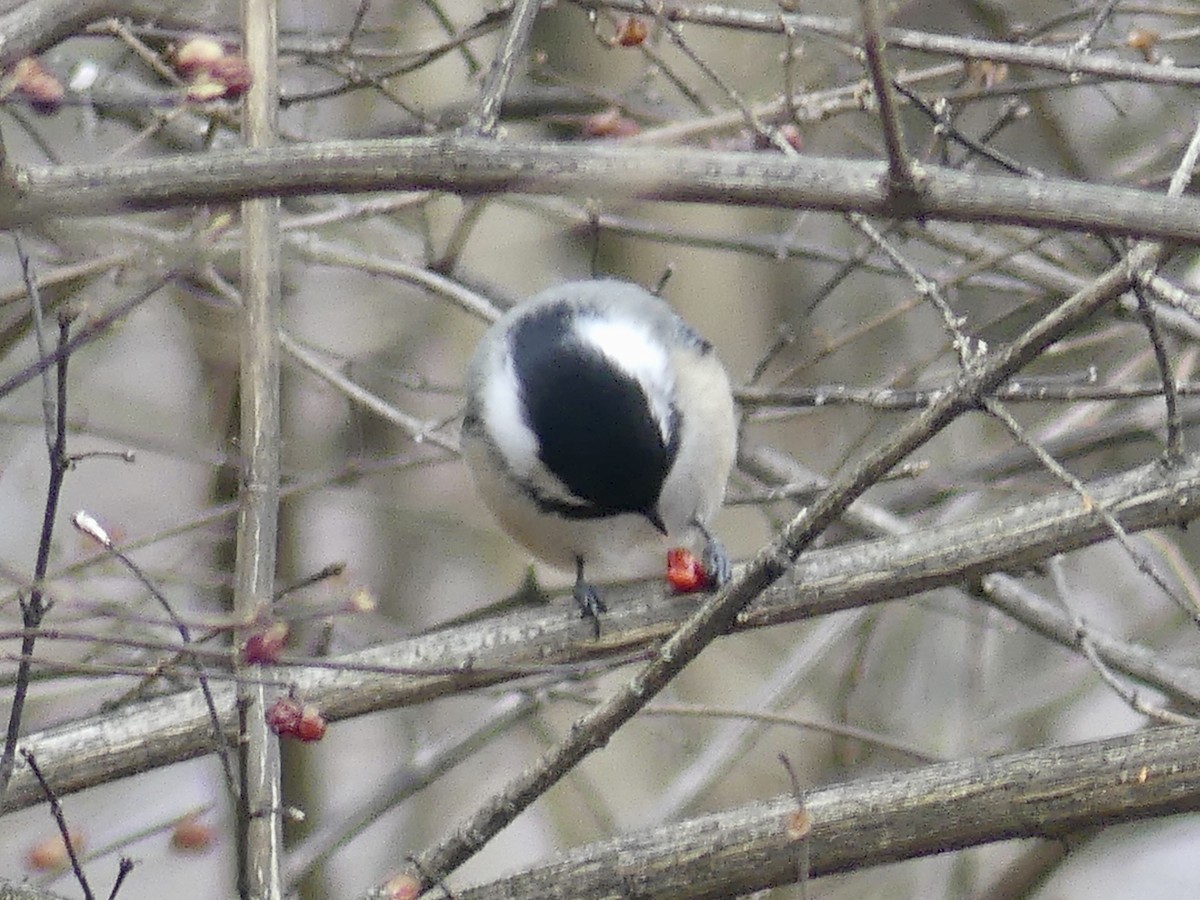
[581,0,1200,88]
[234,0,284,894]
[6,141,1200,242]
[7,453,1200,816]
[448,723,1200,899]
[858,0,915,197]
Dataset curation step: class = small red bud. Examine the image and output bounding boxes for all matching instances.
[581,108,640,139]
[266,696,327,742]
[173,37,225,77]
[614,17,649,47]
[207,55,253,99]
[242,621,289,664]
[9,57,64,114]
[383,874,423,900]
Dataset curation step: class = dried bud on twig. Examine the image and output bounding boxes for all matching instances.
[172,35,253,101]
[5,57,65,114]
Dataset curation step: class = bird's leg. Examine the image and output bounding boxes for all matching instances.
[573,556,607,638]
[693,519,732,588]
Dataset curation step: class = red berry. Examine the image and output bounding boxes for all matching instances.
[170,815,216,853]
[265,696,326,741]
[666,547,707,593]
[25,830,84,872]
[294,705,327,742]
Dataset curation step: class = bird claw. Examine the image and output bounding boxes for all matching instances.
[573,575,607,638]
[701,534,732,588]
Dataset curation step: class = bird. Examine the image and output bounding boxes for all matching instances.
[461,278,737,635]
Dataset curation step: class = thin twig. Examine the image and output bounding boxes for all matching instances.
[639,0,786,151]
[69,511,238,794]
[0,275,170,404]
[892,81,1042,177]
[105,858,136,900]
[1077,622,1193,724]
[982,397,1198,626]
[777,753,810,900]
[1141,271,1200,322]
[21,749,94,900]
[1129,278,1183,462]
[845,213,978,368]
[737,378,1200,410]
[279,330,460,453]
[858,0,916,198]
[12,234,56,454]
[0,314,70,800]
[1071,0,1120,55]
[552,692,941,763]
[462,0,542,136]
[1130,115,1200,462]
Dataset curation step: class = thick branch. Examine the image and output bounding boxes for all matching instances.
[5,141,1200,242]
[453,723,1200,899]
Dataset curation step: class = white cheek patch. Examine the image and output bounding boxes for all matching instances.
[480,353,540,478]
[573,316,675,444]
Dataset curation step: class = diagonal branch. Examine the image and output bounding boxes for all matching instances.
[6,451,1200,817]
[387,249,1161,894]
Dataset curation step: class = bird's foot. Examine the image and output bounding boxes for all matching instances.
[701,534,732,588]
[693,519,731,588]
[573,559,607,638]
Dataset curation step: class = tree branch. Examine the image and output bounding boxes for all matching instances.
[5,140,1200,242]
[5,452,1200,816]
[233,0,284,894]
[583,0,1200,88]
[450,723,1200,899]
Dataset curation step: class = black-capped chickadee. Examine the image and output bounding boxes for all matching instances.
[462,279,737,633]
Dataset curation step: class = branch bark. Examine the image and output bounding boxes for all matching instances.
[449,723,1200,899]
[6,140,1200,243]
[233,0,284,896]
[5,452,1200,816]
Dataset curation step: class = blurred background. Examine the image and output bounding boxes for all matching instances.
[1,0,1200,896]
